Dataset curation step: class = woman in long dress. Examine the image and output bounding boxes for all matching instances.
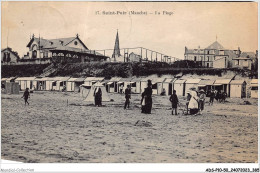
[188,87,199,114]
[141,80,153,114]
[96,88,102,107]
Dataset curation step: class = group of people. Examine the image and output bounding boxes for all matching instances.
[123,80,207,115]
[169,87,206,115]
[122,80,153,114]
[209,89,227,105]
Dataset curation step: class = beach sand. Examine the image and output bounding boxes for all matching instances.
[1,91,258,163]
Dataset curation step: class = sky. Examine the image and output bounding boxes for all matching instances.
[1,1,258,59]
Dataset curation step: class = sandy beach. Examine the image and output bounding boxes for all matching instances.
[1,91,258,163]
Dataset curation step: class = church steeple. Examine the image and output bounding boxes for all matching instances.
[112,29,121,60]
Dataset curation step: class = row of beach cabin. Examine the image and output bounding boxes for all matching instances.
[1,76,258,98]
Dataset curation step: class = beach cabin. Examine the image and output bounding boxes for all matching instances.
[4,77,19,94]
[106,77,122,93]
[162,78,176,96]
[84,77,96,86]
[6,77,16,83]
[66,78,77,92]
[34,77,48,90]
[151,78,165,95]
[213,78,232,97]
[118,78,133,93]
[185,79,201,92]
[5,82,19,94]
[53,77,70,91]
[45,77,57,91]
[198,79,215,96]
[230,80,247,98]
[250,79,258,98]
[140,77,151,93]
[173,79,186,96]
[15,77,36,91]
[74,78,86,92]
[84,77,105,86]
[131,77,142,93]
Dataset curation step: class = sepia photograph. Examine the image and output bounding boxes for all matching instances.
[1,1,259,172]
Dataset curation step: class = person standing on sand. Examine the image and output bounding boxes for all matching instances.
[198,89,206,114]
[21,88,30,106]
[141,80,153,114]
[209,89,215,106]
[186,91,191,114]
[124,85,131,109]
[169,90,179,115]
[96,88,102,107]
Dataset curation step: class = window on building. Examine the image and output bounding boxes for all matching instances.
[74,41,78,45]
[194,56,197,61]
[32,50,37,59]
[251,87,258,90]
[3,53,6,62]
[44,52,48,58]
[6,53,11,62]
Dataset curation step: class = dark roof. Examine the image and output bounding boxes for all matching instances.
[26,36,89,50]
[186,48,195,54]
[224,50,238,59]
[206,41,225,50]
[1,47,20,59]
[240,52,256,59]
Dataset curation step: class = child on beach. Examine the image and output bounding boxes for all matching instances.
[21,88,30,105]
[169,90,179,115]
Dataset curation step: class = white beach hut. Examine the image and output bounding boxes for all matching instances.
[66,78,77,92]
[173,79,186,96]
[162,78,176,96]
[151,78,165,95]
[140,77,151,94]
[74,78,86,92]
[230,80,247,98]
[131,77,142,93]
[250,79,258,98]
[118,78,133,93]
[106,77,122,93]
[198,79,215,96]
[213,78,232,97]
[15,77,36,90]
[84,77,105,86]
[185,79,201,92]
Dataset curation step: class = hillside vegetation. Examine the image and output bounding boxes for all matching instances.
[1,61,257,79]
[1,64,49,78]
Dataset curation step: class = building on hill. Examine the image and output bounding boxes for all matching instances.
[184,41,241,68]
[1,47,20,64]
[24,34,108,62]
[128,52,141,62]
[232,56,253,70]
